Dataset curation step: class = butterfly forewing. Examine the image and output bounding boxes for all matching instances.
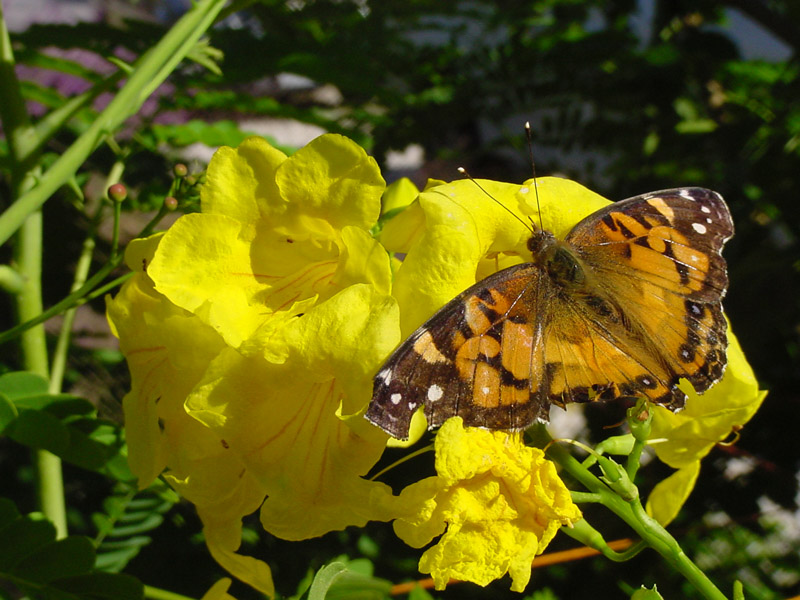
[367,264,551,440]
[566,188,733,395]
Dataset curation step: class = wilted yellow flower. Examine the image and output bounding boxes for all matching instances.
[393,418,581,592]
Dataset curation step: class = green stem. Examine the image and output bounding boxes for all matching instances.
[0,202,169,346]
[0,0,228,247]
[51,162,124,391]
[0,255,123,345]
[547,442,728,600]
[562,519,645,562]
[0,265,25,294]
[143,585,197,600]
[626,436,645,481]
[1,2,68,539]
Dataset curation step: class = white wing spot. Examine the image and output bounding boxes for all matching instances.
[690,254,699,262]
[706,217,712,224]
[379,368,393,385]
[520,186,529,194]
[701,205,711,214]
[481,386,491,396]
[427,384,444,402]
[641,377,652,386]
[407,402,417,410]
[679,189,694,200]
[390,393,402,405]
[692,223,707,234]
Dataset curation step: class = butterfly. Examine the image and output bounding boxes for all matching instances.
[365,186,734,440]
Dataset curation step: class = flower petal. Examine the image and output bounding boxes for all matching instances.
[105,272,226,487]
[393,418,581,591]
[646,461,701,526]
[186,285,401,540]
[649,326,766,469]
[202,136,287,222]
[381,177,419,214]
[276,134,384,231]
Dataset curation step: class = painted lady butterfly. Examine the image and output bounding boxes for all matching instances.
[366,187,734,440]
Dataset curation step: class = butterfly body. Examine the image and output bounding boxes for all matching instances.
[366,187,734,440]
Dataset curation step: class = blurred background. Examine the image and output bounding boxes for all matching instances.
[1,0,798,598]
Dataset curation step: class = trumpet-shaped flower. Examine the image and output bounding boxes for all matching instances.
[393,418,581,592]
[107,134,403,594]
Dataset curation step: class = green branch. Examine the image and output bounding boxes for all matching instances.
[0,0,228,247]
[547,441,729,600]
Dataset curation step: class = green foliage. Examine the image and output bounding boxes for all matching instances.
[0,372,126,473]
[0,498,143,600]
[304,557,392,600]
[93,481,178,573]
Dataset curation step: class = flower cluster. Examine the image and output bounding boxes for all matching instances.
[107,133,764,596]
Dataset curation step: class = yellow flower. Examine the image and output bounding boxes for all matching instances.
[106,134,402,594]
[383,176,610,338]
[646,327,767,524]
[393,418,581,592]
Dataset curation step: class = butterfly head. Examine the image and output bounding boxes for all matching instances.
[528,230,588,290]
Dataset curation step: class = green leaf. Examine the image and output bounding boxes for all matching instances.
[150,119,258,148]
[0,499,144,599]
[0,514,56,570]
[12,392,94,414]
[0,497,20,527]
[525,588,560,600]
[55,572,143,600]
[13,537,95,583]
[0,395,18,432]
[7,410,70,454]
[408,586,435,600]
[631,584,663,599]
[308,563,349,600]
[93,482,176,573]
[307,559,391,600]
[0,371,49,400]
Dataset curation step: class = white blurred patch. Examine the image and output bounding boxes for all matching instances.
[386,144,425,171]
[723,456,757,480]
[547,405,587,441]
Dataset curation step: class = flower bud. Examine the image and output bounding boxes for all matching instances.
[108,183,127,203]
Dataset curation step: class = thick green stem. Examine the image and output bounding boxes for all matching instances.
[0,0,228,246]
[15,211,68,538]
[1,2,68,539]
[548,442,728,600]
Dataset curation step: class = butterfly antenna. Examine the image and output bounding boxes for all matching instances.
[525,121,544,231]
[457,167,533,233]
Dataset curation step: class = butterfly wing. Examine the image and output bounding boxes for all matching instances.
[366,263,552,439]
[560,187,734,405]
[366,187,734,439]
